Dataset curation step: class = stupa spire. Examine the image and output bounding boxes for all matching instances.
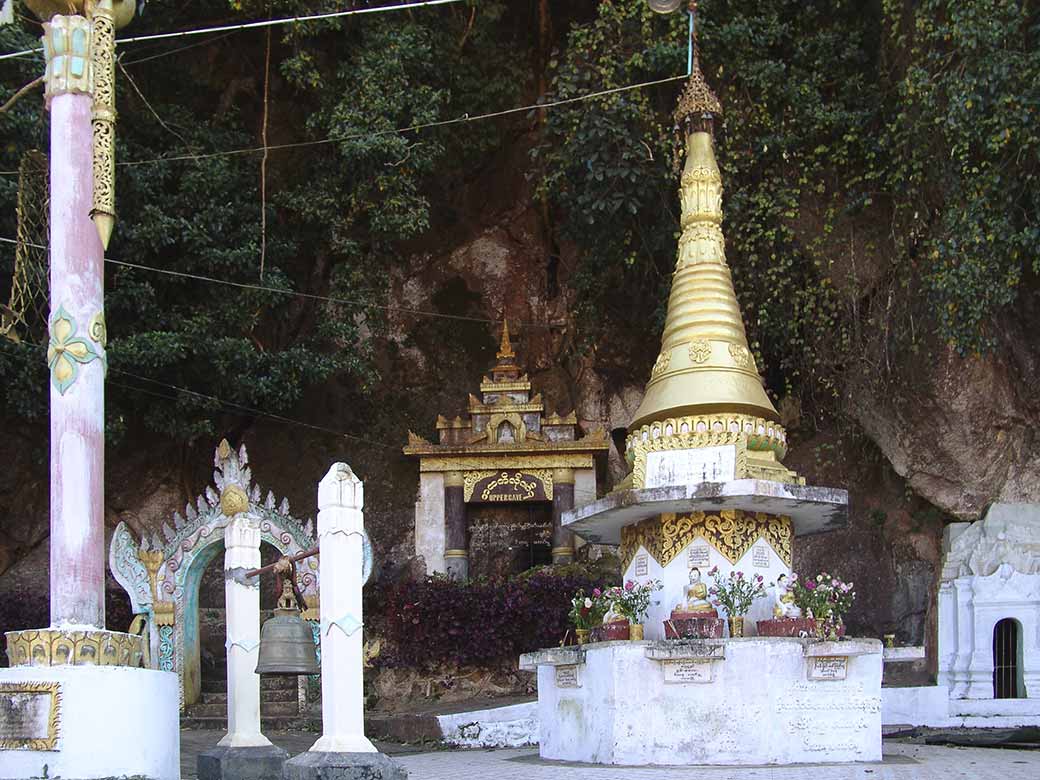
[497,319,515,360]
[628,47,780,434]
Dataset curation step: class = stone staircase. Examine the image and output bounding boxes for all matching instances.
[181,674,317,730]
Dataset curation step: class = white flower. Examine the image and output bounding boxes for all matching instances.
[816,575,824,582]
[584,598,593,608]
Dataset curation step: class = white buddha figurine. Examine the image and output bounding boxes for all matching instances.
[772,574,802,619]
[677,567,715,615]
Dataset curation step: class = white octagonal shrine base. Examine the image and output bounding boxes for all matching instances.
[0,665,180,779]
[521,637,882,766]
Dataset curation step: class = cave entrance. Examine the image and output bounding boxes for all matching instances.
[468,502,553,580]
[993,618,1024,699]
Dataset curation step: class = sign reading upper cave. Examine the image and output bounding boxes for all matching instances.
[468,471,549,503]
[644,445,736,489]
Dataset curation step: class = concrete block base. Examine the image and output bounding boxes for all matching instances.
[282,751,407,780]
[0,665,179,779]
[197,745,289,780]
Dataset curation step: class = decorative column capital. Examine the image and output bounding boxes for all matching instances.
[552,468,576,485]
[42,15,94,105]
[319,462,364,512]
[224,511,261,552]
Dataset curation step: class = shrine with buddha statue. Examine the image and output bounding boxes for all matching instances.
[404,322,609,580]
[521,11,883,766]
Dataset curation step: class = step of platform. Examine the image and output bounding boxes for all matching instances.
[180,714,321,732]
[185,700,300,719]
[199,687,296,705]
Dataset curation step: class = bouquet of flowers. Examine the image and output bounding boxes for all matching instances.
[707,567,765,616]
[568,588,609,630]
[605,579,662,623]
[791,571,855,637]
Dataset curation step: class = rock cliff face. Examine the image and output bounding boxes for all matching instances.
[850,330,1040,521]
[2,142,1037,689]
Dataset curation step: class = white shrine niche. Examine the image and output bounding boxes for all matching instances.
[938,503,1040,703]
[623,533,791,639]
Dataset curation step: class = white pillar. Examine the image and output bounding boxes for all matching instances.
[936,580,957,689]
[219,510,272,748]
[311,463,376,753]
[951,577,975,699]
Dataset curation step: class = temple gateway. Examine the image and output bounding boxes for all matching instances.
[404,323,609,580]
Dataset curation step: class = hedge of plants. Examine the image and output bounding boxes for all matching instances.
[377,565,611,670]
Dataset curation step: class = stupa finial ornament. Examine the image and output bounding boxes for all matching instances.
[497,319,515,360]
[673,52,722,129]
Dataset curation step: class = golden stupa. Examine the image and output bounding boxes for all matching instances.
[625,54,799,485]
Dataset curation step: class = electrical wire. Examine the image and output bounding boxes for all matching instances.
[0,0,466,61]
[0,337,398,449]
[0,236,561,327]
[112,74,689,169]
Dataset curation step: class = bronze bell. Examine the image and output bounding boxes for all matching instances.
[255,578,319,676]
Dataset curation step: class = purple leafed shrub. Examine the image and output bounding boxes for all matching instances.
[378,566,610,670]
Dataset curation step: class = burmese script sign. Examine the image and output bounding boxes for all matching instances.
[555,665,580,688]
[808,656,848,681]
[633,554,648,577]
[688,543,710,568]
[468,471,549,503]
[752,544,770,568]
[663,659,713,684]
[0,682,61,751]
[644,445,736,489]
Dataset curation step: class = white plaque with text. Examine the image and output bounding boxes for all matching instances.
[808,656,848,681]
[555,665,580,688]
[752,544,770,568]
[688,543,710,568]
[633,554,648,577]
[0,683,60,750]
[644,446,736,489]
[663,659,713,684]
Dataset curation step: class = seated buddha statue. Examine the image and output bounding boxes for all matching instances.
[772,574,802,619]
[676,567,716,616]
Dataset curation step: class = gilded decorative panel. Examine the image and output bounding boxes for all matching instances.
[620,510,792,572]
[0,681,61,751]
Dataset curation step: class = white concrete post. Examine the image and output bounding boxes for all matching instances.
[936,580,957,690]
[219,511,272,748]
[311,463,376,753]
[951,577,975,699]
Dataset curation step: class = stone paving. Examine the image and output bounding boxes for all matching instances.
[180,730,1039,779]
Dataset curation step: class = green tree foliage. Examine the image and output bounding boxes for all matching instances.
[538,0,1039,418]
[0,0,522,442]
[883,0,1040,354]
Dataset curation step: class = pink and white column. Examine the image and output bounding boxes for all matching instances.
[42,13,108,630]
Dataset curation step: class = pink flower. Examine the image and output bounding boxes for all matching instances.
[708,566,719,576]
[625,581,635,591]
[805,581,816,590]
[736,571,744,580]
[593,588,601,597]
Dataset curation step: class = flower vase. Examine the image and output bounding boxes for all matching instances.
[629,623,644,641]
[575,628,590,645]
[728,615,745,638]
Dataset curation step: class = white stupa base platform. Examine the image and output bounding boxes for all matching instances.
[0,665,179,779]
[520,637,882,766]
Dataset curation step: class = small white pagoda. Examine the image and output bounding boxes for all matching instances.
[521,45,883,767]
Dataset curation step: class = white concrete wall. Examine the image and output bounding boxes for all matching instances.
[437,701,538,748]
[0,666,180,779]
[535,639,882,766]
[624,537,791,639]
[573,468,596,507]
[415,472,445,574]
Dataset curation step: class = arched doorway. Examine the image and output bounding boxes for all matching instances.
[109,440,318,709]
[195,541,282,698]
[993,618,1024,699]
